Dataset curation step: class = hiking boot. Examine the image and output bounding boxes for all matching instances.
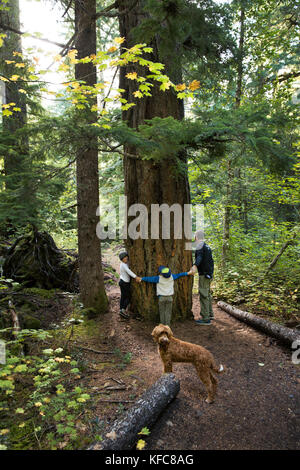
[119,309,130,320]
[195,319,211,326]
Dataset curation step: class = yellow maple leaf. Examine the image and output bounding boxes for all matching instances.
[54,357,65,363]
[136,439,146,450]
[114,37,125,44]
[133,90,143,98]
[15,63,25,68]
[67,49,78,61]
[189,80,200,91]
[175,83,186,91]
[19,89,27,94]
[10,75,19,81]
[0,429,9,435]
[53,54,62,62]
[108,46,117,53]
[5,60,15,64]
[126,72,138,80]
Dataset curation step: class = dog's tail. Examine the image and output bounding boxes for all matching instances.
[211,362,225,374]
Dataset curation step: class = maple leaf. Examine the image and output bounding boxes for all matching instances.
[126,72,138,80]
[175,83,186,91]
[114,37,125,44]
[189,80,200,91]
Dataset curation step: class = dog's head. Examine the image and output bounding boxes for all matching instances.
[151,324,173,348]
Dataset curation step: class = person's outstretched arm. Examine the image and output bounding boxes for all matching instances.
[141,275,160,283]
[172,272,188,280]
[172,270,195,280]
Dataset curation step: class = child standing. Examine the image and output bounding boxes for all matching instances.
[118,252,140,319]
[140,266,194,325]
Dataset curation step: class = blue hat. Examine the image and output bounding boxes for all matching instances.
[158,266,171,278]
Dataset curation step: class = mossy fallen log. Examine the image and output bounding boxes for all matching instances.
[88,373,180,450]
[3,227,78,292]
[217,301,300,347]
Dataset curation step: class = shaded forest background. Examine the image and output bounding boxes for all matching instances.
[0,0,299,451]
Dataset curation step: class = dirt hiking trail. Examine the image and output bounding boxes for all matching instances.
[98,251,299,450]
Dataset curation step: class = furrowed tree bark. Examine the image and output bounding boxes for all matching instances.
[88,373,180,450]
[74,0,108,312]
[118,0,193,321]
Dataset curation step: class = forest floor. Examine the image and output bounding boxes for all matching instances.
[87,250,300,451]
[7,250,298,450]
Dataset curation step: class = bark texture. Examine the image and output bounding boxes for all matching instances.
[74,0,108,312]
[88,373,180,450]
[119,0,193,320]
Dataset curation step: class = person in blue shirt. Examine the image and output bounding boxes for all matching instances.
[139,265,194,326]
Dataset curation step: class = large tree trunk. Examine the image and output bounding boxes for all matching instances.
[74,0,108,312]
[0,0,36,228]
[118,0,192,321]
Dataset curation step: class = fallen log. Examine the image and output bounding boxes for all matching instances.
[217,301,300,347]
[88,373,180,450]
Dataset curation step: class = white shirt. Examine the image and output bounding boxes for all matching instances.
[156,276,174,296]
[120,261,136,282]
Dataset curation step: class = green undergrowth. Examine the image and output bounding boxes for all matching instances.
[0,296,133,450]
[213,269,299,324]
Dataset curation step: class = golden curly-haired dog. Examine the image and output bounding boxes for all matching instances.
[151,324,224,403]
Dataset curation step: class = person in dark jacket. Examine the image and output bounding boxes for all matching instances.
[192,230,214,325]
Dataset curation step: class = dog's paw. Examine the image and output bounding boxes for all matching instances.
[205,398,214,404]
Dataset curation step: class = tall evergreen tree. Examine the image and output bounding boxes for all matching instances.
[74,0,108,313]
[118,0,193,320]
[0,0,36,230]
